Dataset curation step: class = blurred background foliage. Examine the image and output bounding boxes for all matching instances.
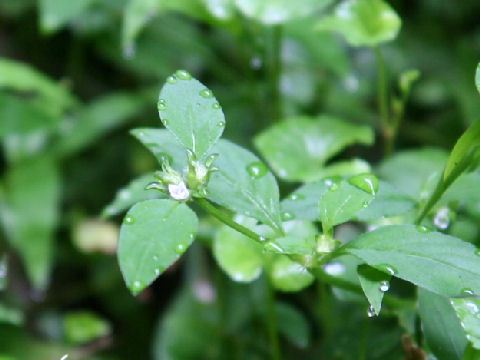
[0,0,479,359]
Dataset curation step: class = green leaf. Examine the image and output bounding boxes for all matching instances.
[418,288,467,360]
[316,0,401,47]
[276,301,310,348]
[0,57,76,115]
[254,116,373,182]
[158,71,225,159]
[52,92,147,158]
[102,172,163,217]
[268,255,314,292]
[234,0,332,25]
[39,0,95,34]
[4,156,60,288]
[130,128,188,172]
[213,217,264,282]
[444,119,480,182]
[265,235,316,255]
[207,139,283,232]
[441,173,480,206]
[357,264,391,316]
[476,62,480,95]
[118,199,198,295]
[356,181,416,221]
[0,304,23,326]
[464,344,480,360]
[451,297,480,350]
[319,176,376,233]
[345,225,480,297]
[63,311,111,345]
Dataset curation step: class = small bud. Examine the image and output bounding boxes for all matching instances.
[168,181,190,201]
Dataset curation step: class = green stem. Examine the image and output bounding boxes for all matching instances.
[374,46,393,156]
[265,276,281,360]
[270,25,283,122]
[195,198,264,243]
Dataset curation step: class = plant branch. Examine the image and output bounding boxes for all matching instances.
[265,276,281,360]
[195,198,264,243]
[374,46,393,156]
[270,25,283,122]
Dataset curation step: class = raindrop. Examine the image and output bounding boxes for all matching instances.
[124,215,135,225]
[367,305,377,318]
[289,193,305,201]
[132,280,143,291]
[157,152,173,164]
[189,233,195,240]
[462,288,475,296]
[168,182,190,201]
[154,268,161,276]
[246,161,268,179]
[265,241,284,253]
[281,211,295,221]
[166,75,177,84]
[175,243,187,254]
[157,99,167,111]
[259,236,266,242]
[379,280,390,292]
[348,173,379,196]
[323,262,346,276]
[175,70,192,80]
[433,206,450,230]
[416,225,431,233]
[465,301,480,314]
[378,264,397,276]
[217,121,225,127]
[161,118,169,126]
[199,88,213,98]
[212,102,221,109]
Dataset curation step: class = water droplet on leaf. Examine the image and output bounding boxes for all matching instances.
[157,99,167,111]
[246,161,268,179]
[175,70,192,80]
[281,211,295,221]
[462,288,475,296]
[433,206,450,230]
[199,88,213,98]
[162,118,169,126]
[416,225,431,233]
[378,264,397,276]
[175,243,187,254]
[166,75,177,84]
[154,268,161,276]
[212,102,221,109]
[367,305,377,318]
[124,215,135,225]
[379,280,390,292]
[348,173,379,195]
[217,121,225,127]
[189,233,195,240]
[132,280,143,292]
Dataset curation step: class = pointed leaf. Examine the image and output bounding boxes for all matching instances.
[254,116,373,181]
[130,128,188,171]
[418,288,467,360]
[451,297,480,350]
[39,0,95,34]
[158,72,226,159]
[63,311,111,345]
[118,199,198,294]
[357,264,391,316]
[207,139,282,232]
[316,0,401,47]
[345,225,480,297]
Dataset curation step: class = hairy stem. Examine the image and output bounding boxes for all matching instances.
[374,46,393,156]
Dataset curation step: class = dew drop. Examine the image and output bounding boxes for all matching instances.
[175,243,187,254]
[217,121,225,127]
[199,88,213,98]
[265,241,284,253]
[348,173,379,195]
[175,69,192,80]
[378,264,397,276]
[158,152,173,165]
[189,233,195,240]
[212,102,221,109]
[416,225,431,233]
[465,301,480,314]
[462,288,475,296]
[259,236,266,242]
[362,201,369,208]
[323,261,346,276]
[246,161,268,179]
[289,193,305,201]
[379,280,390,292]
[166,75,177,84]
[281,211,295,221]
[154,268,161,276]
[124,215,135,225]
[367,305,377,318]
[433,206,450,230]
[132,280,143,291]
[162,118,169,126]
[157,99,167,111]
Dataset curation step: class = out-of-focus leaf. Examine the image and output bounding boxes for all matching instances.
[72,219,119,254]
[464,344,480,359]
[357,264,391,316]
[102,172,163,217]
[213,217,263,282]
[418,288,467,360]
[319,175,377,233]
[118,199,198,295]
[130,128,188,172]
[268,255,314,292]
[4,156,60,288]
[451,297,480,350]
[234,0,332,25]
[63,311,111,345]
[39,0,95,34]
[475,62,480,95]
[0,305,23,326]
[52,92,147,158]
[0,256,6,291]
[265,235,316,255]
[316,0,401,47]
[158,72,225,159]
[208,140,283,233]
[0,57,76,114]
[377,148,448,198]
[356,181,416,221]
[345,225,480,297]
[441,173,480,206]
[276,301,310,348]
[202,0,236,20]
[254,116,373,182]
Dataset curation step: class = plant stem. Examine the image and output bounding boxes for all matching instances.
[265,276,281,360]
[270,25,283,122]
[374,46,393,156]
[195,198,264,243]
